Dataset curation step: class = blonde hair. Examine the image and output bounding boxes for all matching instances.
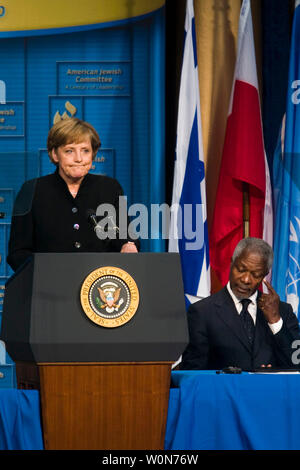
[47,118,101,163]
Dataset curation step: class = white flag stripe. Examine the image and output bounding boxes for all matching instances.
[171,4,197,212]
[169,0,210,302]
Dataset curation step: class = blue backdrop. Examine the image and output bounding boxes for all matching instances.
[0,8,166,326]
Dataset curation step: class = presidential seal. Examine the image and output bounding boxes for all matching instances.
[80,266,139,328]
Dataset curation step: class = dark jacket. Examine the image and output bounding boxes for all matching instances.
[181,287,300,370]
[7,170,136,271]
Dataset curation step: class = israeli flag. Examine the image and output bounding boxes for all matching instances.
[169,0,210,305]
[272,2,300,317]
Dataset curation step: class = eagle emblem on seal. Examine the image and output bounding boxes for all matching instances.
[97,284,124,313]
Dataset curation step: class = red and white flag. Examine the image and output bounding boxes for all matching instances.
[209,0,273,287]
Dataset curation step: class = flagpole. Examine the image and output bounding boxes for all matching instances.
[243,183,249,237]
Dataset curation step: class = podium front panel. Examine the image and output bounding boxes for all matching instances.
[1,253,189,363]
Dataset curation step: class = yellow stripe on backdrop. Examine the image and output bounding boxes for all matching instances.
[193,0,262,234]
[0,0,165,31]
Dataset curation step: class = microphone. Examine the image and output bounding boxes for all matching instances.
[86,209,118,240]
[86,209,119,233]
[86,208,126,242]
[86,209,99,231]
[107,215,119,233]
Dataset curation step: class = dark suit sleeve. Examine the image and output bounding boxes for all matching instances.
[7,180,36,271]
[109,179,140,252]
[272,302,300,367]
[181,302,209,370]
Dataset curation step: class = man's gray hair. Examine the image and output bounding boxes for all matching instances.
[232,237,273,271]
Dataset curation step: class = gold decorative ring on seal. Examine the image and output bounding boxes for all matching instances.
[80,266,139,328]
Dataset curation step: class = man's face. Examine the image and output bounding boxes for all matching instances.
[229,250,268,300]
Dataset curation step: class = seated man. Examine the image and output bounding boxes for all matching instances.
[181,237,300,370]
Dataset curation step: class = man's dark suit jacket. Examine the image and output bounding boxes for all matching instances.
[181,287,300,370]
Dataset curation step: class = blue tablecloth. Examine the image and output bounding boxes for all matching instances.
[164,370,300,450]
[0,389,43,450]
[3,371,300,451]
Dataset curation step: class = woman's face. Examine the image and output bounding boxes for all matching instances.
[51,139,93,184]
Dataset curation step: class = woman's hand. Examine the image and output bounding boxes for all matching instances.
[120,242,138,253]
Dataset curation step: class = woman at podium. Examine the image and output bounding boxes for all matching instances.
[7,118,138,271]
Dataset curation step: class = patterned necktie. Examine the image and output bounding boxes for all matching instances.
[240,299,255,345]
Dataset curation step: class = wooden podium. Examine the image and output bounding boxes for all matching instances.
[1,253,188,450]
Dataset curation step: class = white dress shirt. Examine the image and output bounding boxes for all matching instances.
[226,282,283,334]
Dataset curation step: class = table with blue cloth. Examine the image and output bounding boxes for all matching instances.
[164,370,300,450]
[0,389,43,450]
[3,370,300,451]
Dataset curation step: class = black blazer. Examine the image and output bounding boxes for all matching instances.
[181,287,300,370]
[7,170,137,271]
